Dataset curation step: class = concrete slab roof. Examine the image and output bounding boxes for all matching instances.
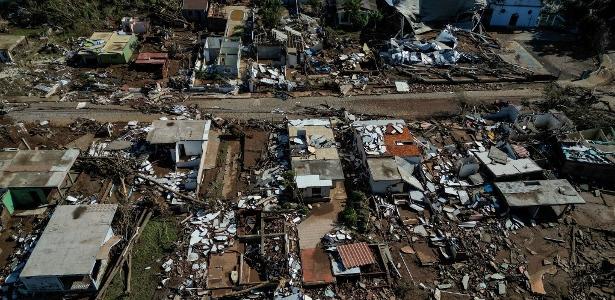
[292,159,345,181]
[296,175,333,189]
[474,150,543,178]
[0,35,25,51]
[146,120,211,144]
[367,157,401,181]
[495,179,586,207]
[20,204,118,278]
[289,119,340,161]
[0,149,79,188]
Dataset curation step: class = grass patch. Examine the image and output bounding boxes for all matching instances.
[104,218,179,300]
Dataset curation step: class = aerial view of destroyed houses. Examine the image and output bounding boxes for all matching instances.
[1,0,615,299]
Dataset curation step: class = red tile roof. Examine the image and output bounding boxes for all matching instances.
[337,242,376,268]
[383,124,422,157]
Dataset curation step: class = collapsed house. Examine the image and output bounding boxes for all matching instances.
[352,120,422,194]
[78,32,138,65]
[473,146,543,179]
[0,34,26,63]
[288,119,345,202]
[495,179,586,219]
[384,0,487,33]
[134,52,169,79]
[0,149,79,214]
[329,242,392,280]
[487,0,542,28]
[19,204,119,293]
[380,26,464,67]
[559,127,615,183]
[200,37,242,78]
[145,120,211,191]
[254,27,303,67]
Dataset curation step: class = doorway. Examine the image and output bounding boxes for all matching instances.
[508,13,519,26]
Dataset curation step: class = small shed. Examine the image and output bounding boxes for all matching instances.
[134,52,169,78]
[0,149,79,214]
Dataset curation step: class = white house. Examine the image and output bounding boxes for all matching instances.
[288,119,346,202]
[20,205,119,293]
[489,0,542,28]
[146,120,211,191]
[352,120,423,194]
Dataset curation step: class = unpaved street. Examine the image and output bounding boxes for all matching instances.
[4,88,543,124]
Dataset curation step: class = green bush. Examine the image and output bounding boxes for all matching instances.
[339,206,357,227]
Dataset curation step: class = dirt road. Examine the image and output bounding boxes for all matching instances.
[4,88,543,124]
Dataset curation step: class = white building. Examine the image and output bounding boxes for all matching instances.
[352,120,423,194]
[288,119,346,202]
[146,120,211,191]
[489,0,542,28]
[20,204,119,293]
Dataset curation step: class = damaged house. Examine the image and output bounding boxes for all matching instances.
[19,204,120,293]
[254,28,303,68]
[134,52,170,79]
[487,0,542,28]
[384,0,486,33]
[78,32,138,65]
[559,127,615,183]
[473,146,543,179]
[198,36,242,79]
[288,119,345,202]
[495,179,585,219]
[352,120,423,194]
[146,120,211,191]
[0,149,79,215]
[0,34,26,63]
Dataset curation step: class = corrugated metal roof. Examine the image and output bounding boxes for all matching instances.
[337,242,376,268]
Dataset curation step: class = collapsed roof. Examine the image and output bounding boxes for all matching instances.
[384,0,486,32]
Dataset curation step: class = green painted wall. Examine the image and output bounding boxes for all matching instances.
[1,191,14,215]
[1,188,48,214]
[97,35,138,65]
